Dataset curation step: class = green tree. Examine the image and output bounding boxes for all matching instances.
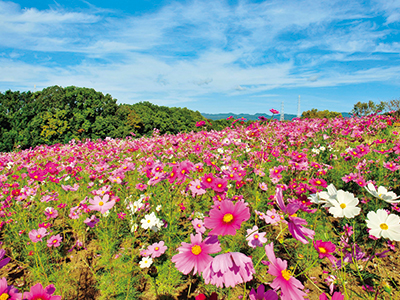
[350,100,386,117]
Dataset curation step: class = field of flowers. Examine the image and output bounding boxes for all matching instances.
[0,112,399,300]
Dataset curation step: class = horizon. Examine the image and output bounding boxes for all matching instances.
[1,0,400,115]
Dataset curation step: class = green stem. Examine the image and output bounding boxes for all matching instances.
[295,258,318,277]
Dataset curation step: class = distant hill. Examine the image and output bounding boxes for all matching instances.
[201,112,352,121]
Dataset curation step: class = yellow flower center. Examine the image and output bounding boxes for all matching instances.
[254,234,259,239]
[281,269,291,281]
[340,203,346,209]
[36,234,41,239]
[147,220,151,223]
[223,213,234,223]
[155,247,159,251]
[0,293,9,300]
[99,201,104,206]
[191,245,202,255]
[197,224,202,228]
[318,247,327,254]
[380,223,388,230]
[53,239,57,243]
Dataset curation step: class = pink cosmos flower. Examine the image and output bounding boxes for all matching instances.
[136,183,147,191]
[192,218,206,234]
[23,283,61,300]
[383,161,400,172]
[88,194,115,214]
[0,277,22,300]
[270,109,279,114]
[265,242,307,300]
[202,252,255,288]
[171,234,221,275]
[147,241,168,258]
[44,207,58,219]
[249,284,278,300]
[313,240,337,264]
[47,234,62,248]
[29,228,49,243]
[275,188,315,244]
[201,173,216,189]
[259,182,268,191]
[211,178,227,193]
[246,226,268,248]
[204,200,250,236]
[189,179,207,197]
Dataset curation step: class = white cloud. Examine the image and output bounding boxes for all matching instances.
[0,0,399,111]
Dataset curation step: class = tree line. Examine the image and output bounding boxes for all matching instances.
[0,85,217,152]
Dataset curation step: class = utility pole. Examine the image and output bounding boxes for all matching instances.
[280,101,284,121]
[297,95,301,118]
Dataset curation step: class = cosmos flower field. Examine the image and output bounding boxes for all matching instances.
[0,112,399,300]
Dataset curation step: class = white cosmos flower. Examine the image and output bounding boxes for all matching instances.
[365,183,400,203]
[311,184,338,207]
[140,212,158,229]
[329,190,361,218]
[139,256,153,268]
[366,209,400,241]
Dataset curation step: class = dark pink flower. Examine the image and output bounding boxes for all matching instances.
[249,284,278,300]
[23,283,61,300]
[171,234,221,275]
[270,109,279,114]
[204,200,250,236]
[0,249,10,269]
[0,277,22,300]
[313,240,337,264]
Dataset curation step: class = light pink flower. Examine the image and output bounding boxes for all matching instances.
[202,252,255,288]
[246,226,268,248]
[28,228,48,243]
[192,218,206,234]
[47,234,62,248]
[88,194,115,214]
[147,241,168,258]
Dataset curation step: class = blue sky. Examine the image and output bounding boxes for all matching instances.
[1,0,400,114]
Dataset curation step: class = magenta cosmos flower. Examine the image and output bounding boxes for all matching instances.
[249,284,278,300]
[171,234,221,275]
[320,291,344,300]
[313,240,337,264]
[202,252,255,288]
[0,277,22,300]
[28,228,49,243]
[265,243,307,300]
[23,283,61,300]
[88,194,115,214]
[204,200,250,236]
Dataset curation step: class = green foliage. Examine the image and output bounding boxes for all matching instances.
[350,100,386,117]
[0,87,209,152]
[301,108,342,119]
